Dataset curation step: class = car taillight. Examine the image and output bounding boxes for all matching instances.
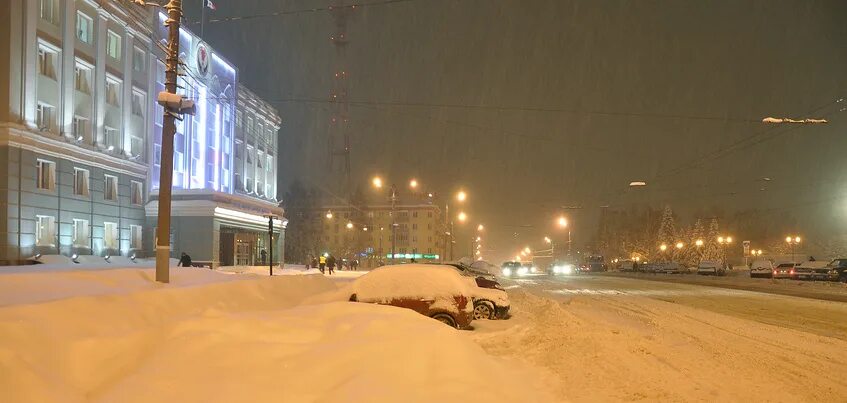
[790,269,795,275]
[773,270,777,275]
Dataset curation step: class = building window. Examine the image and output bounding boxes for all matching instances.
[37,43,57,79]
[131,90,145,117]
[106,30,122,60]
[428,212,433,218]
[74,62,92,93]
[36,159,55,191]
[73,168,90,197]
[72,116,87,141]
[132,47,145,72]
[76,12,93,44]
[412,223,418,230]
[104,126,119,151]
[413,212,418,218]
[36,215,56,247]
[236,110,243,128]
[36,102,55,131]
[39,0,58,25]
[130,181,143,205]
[106,77,121,106]
[104,175,118,201]
[130,225,142,249]
[73,219,90,248]
[103,222,118,250]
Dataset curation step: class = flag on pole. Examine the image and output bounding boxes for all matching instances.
[206,0,217,10]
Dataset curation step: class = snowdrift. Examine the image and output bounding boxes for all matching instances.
[0,269,551,403]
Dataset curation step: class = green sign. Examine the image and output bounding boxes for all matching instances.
[385,253,440,260]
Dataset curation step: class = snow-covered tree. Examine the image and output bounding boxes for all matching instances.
[656,205,676,247]
[703,218,721,261]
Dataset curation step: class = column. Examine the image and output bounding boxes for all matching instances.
[22,0,38,126]
[93,11,107,147]
[122,32,134,155]
[60,0,76,138]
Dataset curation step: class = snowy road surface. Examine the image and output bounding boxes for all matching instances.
[469,274,847,402]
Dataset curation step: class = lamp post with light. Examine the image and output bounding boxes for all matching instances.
[785,236,801,263]
[717,236,733,268]
[695,239,704,265]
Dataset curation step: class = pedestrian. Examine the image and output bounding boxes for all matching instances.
[319,254,327,274]
[352,259,358,271]
[311,256,318,270]
[178,252,192,267]
[260,249,267,265]
[327,254,336,275]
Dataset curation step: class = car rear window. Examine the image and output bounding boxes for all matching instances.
[776,263,794,268]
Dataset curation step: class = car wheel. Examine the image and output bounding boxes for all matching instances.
[431,313,457,328]
[839,273,847,283]
[473,301,495,320]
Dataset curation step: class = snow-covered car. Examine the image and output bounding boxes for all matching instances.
[618,260,636,272]
[436,263,510,320]
[655,262,685,274]
[825,258,847,283]
[549,262,576,275]
[697,260,725,276]
[771,262,797,279]
[749,259,774,278]
[349,264,474,329]
[793,261,834,281]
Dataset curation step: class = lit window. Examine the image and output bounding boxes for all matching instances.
[36,159,55,191]
[106,30,122,60]
[36,215,56,247]
[130,225,142,249]
[74,62,92,93]
[76,12,93,44]
[39,0,57,25]
[132,47,145,72]
[73,219,90,248]
[37,44,57,79]
[105,78,121,106]
[73,168,90,197]
[36,103,55,131]
[103,222,118,249]
[104,126,119,151]
[104,175,118,201]
[131,181,143,205]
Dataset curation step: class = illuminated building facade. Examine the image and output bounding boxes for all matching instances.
[0,1,283,266]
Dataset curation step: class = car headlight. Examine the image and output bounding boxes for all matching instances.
[553,266,561,274]
[563,265,573,274]
[531,266,537,273]
[502,268,512,276]
[517,267,528,275]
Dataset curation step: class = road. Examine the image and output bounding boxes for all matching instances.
[468,274,847,402]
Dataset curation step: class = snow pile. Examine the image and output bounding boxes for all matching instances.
[352,264,472,303]
[0,269,551,402]
[762,117,828,124]
[0,254,179,273]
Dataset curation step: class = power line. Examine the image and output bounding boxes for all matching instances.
[195,0,420,24]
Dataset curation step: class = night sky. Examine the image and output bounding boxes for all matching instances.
[187,0,847,261]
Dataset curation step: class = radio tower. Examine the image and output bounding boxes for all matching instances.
[328,1,354,192]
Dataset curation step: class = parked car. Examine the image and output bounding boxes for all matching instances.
[618,260,636,272]
[825,258,847,283]
[349,264,474,329]
[771,262,798,279]
[436,262,510,320]
[794,260,835,281]
[697,260,726,276]
[749,259,774,278]
[656,262,685,274]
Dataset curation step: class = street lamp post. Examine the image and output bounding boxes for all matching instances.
[544,236,554,261]
[717,236,733,268]
[695,239,704,265]
[557,215,570,256]
[785,236,801,262]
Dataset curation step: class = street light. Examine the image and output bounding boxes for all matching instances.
[457,212,467,222]
[557,216,568,227]
[659,243,668,252]
[556,215,571,257]
[325,210,333,219]
[346,222,354,229]
[409,179,418,189]
[457,190,467,202]
[676,242,684,250]
[372,176,383,188]
[477,224,484,232]
[524,247,531,254]
[717,235,733,267]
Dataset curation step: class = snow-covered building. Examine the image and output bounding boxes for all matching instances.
[0,1,283,266]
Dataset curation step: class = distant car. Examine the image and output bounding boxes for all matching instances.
[825,258,847,283]
[549,262,576,275]
[618,260,636,272]
[771,262,798,279]
[794,260,834,281]
[349,264,474,329]
[749,259,774,278]
[500,261,526,277]
[656,262,685,274]
[697,260,726,276]
[523,262,539,274]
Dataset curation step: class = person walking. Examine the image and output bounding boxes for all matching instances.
[178,252,192,267]
[327,254,336,275]
[318,254,327,274]
[260,249,267,265]
[311,255,318,270]
[351,259,358,271]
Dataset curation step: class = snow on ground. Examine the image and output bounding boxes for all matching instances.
[469,281,847,402]
[0,268,552,403]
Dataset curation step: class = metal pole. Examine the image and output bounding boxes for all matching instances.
[155,0,183,284]
[268,216,274,276]
[200,0,206,39]
[390,185,396,260]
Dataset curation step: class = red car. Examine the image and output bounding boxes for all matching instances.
[349,264,475,329]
